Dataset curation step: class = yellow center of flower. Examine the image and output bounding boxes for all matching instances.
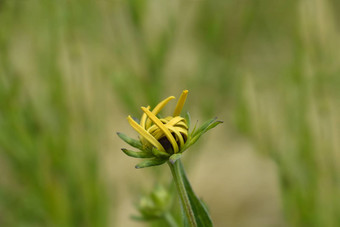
[127,90,189,154]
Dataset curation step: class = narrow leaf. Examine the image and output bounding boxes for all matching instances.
[135,158,166,169]
[179,160,213,227]
[121,148,153,158]
[117,132,143,150]
[187,134,201,147]
[188,119,223,147]
[204,120,223,133]
[191,118,217,138]
[190,120,199,137]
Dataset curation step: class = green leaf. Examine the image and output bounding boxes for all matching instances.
[121,148,153,158]
[188,118,223,147]
[117,132,143,150]
[135,158,166,169]
[192,118,217,138]
[179,160,213,227]
[204,120,223,132]
[190,120,199,137]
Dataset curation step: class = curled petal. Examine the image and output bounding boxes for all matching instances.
[173,90,188,116]
[145,96,175,129]
[141,107,179,153]
[168,126,185,148]
[175,121,188,129]
[140,106,150,129]
[174,127,188,138]
[166,116,186,127]
[147,125,164,140]
[127,116,165,152]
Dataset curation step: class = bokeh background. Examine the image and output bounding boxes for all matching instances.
[1,0,340,226]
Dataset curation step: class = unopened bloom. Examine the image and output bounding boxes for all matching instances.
[128,90,189,154]
[118,90,222,168]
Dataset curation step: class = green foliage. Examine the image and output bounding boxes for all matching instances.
[0,1,109,226]
[177,161,213,227]
[135,184,173,219]
[135,159,167,169]
[121,148,153,159]
[188,118,223,147]
[117,132,144,150]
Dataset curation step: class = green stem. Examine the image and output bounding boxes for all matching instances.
[164,212,178,227]
[168,160,197,227]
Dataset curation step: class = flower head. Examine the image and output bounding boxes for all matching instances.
[128,90,189,154]
[118,90,222,168]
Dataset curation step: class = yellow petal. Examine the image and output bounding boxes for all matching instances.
[168,126,185,148]
[145,96,175,129]
[140,106,150,129]
[127,116,165,152]
[147,125,164,140]
[173,90,188,116]
[166,116,185,127]
[141,107,179,153]
[175,121,188,129]
[150,129,164,140]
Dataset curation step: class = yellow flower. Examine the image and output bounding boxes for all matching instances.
[118,89,222,168]
[127,90,189,154]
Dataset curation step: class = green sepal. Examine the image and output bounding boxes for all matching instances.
[204,120,223,132]
[169,153,182,164]
[117,132,143,150]
[190,120,198,138]
[187,132,205,147]
[191,117,217,138]
[185,118,223,149]
[135,158,167,169]
[121,148,153,158]
[152,147,170,158]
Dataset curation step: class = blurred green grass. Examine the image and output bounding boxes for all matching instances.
[0,0,339,226]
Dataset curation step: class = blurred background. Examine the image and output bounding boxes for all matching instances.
[0,0,339,226]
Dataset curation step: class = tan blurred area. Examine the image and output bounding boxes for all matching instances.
[1,0,339,226]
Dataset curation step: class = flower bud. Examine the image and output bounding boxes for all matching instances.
[118,90,222,168]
